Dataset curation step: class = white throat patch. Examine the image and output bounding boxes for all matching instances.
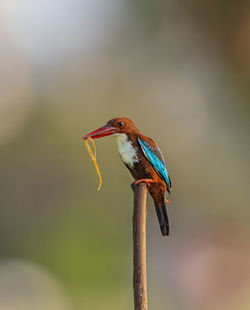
[114,133,138,167]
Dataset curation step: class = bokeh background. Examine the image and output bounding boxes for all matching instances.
[1,1,250,309]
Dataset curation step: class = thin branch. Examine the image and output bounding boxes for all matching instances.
[131,182,148,310]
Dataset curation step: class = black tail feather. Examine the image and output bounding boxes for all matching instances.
[154,202,170,236]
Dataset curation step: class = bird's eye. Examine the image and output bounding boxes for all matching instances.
[118,121,124,127]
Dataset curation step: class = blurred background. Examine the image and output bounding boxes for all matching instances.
[0,0,250,309]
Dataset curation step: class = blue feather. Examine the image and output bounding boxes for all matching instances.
[138,137,171,188]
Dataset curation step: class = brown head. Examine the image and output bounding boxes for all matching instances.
[84,117,139,139]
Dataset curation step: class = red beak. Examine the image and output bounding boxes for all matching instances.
[83,124,118,139]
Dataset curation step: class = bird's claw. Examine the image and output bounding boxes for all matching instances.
[165,198,172,204]
[135,179,155,187]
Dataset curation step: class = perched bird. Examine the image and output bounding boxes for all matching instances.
[84,117,172,236]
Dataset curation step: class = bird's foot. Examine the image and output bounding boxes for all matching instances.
[165,198,172,204]
[135,179,155,187]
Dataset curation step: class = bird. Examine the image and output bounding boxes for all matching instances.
[84,117,172,236]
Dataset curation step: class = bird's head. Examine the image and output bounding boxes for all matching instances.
[84,117,139,139]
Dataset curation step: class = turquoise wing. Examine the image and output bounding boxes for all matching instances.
[138,137,171,190]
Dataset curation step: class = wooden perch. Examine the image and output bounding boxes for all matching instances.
[131,182,148,310]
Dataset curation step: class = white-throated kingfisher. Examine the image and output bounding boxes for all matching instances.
[84,117,172,236]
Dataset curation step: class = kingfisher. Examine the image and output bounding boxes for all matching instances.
[84,117,172,236]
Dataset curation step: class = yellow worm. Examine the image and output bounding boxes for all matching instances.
[84,137,102,191]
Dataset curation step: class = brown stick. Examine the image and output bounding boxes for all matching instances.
[131,182,148,310]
